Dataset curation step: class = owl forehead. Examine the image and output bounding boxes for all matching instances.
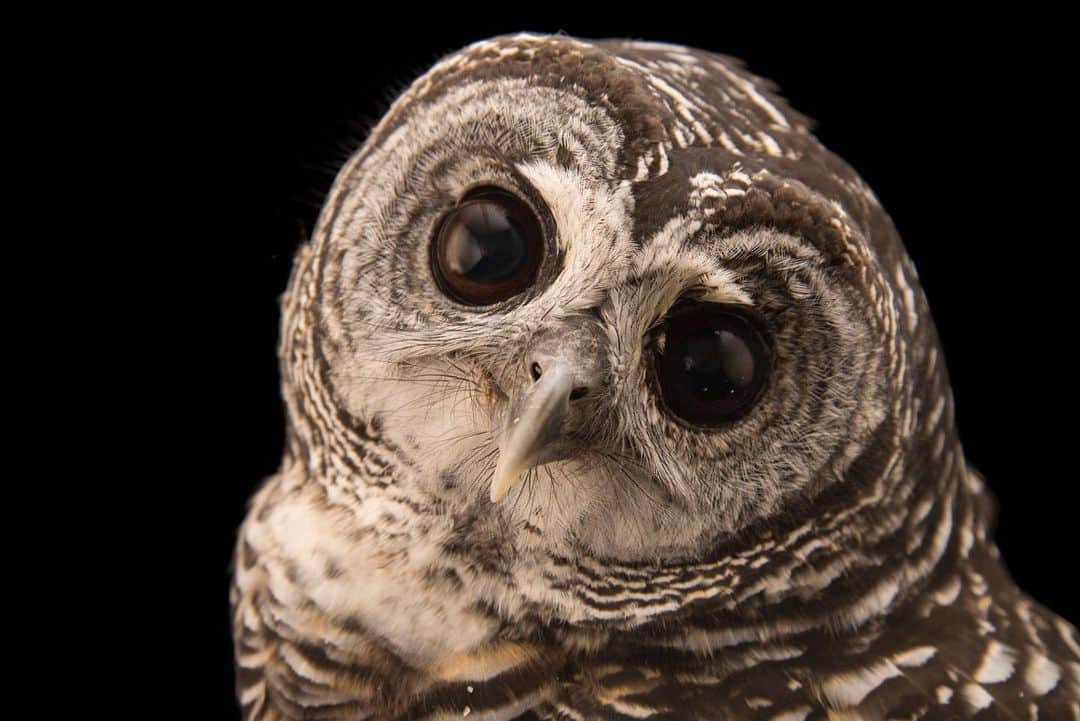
[356,35,897,264]
[374,33,812,176]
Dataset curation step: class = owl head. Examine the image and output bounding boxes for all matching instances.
[281,34,951,567]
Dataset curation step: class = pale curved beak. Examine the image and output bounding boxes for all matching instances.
[490,364,574,503]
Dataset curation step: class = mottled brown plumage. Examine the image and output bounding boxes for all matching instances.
[233,34,1079,720]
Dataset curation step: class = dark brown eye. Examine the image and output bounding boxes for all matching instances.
[654,304,770,426]
[430,188,544,305]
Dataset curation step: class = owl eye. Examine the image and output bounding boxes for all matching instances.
[654,304,770,427]
[430,188,545,305]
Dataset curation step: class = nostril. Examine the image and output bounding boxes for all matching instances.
[530,362,543,381]
[569,386,589,401]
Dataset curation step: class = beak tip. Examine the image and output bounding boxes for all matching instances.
[489,465,519,504]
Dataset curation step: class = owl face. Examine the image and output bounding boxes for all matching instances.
[307,37,903,563]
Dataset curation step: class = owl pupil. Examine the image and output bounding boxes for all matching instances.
[443,205,528,283]
[431,188,544,305]
[656,305,769,426]
[681,331,754,396]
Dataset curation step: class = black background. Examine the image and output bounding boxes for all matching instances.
[190,15,1078,718]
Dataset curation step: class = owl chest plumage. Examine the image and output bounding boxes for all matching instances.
[232,33,1079,721]
[234,463,1079,720]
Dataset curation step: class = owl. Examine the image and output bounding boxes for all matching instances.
[231,34,1079,720]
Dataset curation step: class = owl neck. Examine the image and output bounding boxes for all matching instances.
[524,429,996,645]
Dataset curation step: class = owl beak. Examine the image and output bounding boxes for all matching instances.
[490,364,574,503]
